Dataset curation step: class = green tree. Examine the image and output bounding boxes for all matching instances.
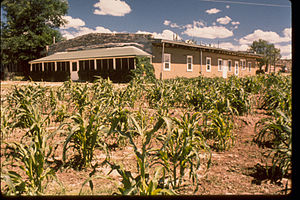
[249,39,281,73]
[1,0,68,77]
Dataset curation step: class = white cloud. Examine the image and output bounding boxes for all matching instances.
[275,43,291,59]
[216,16,232,25]
[61,26,112,40]
[170,23,181,28]
[239,29,291,45]
[282,28,291,39]
[163,20,171,26]
[231,21,240,25]
[205,8,221,14]
[93,0,131,16]
[136,29,181,40]
[214,42,248,51]
[182,25,233,39]
[61,16,85,29]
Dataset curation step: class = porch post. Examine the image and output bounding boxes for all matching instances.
[54,61,57,71]
[113,58,116,70]
[160,42,164,80]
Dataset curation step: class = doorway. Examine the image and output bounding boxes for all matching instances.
[71,61,79,81]
[222,60,228,78]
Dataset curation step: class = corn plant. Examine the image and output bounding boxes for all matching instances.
[7,84,47,128]
[202,110,235,151]
[63,104,108,169]
[1,101,64,195]
[106,109,175,195]
[2,140,63,195]
[156,112,211,191]
[254,109,291,182]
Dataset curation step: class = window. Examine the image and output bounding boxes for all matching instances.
[206,57,211,72]
[72,62,77,71]
[164,53,171,71]
[90,60,95,71]
[187,56,193,72]
[228,60,232,72]
[248,62,252,72]
[218,59,223,71]
[96,59,102,71]
[241,59,246,70]
[235,61,239,76]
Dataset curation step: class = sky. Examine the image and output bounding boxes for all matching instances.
[58,0,291,59]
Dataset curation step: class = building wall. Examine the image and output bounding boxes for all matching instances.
[152,45,257,79]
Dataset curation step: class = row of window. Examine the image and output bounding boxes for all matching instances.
[31,62,70,72]
[163,54,253,73]
[31,58,135,72]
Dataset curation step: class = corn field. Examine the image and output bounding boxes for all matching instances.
[0,72,291,195]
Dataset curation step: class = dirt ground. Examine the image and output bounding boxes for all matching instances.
[0,81,292,196]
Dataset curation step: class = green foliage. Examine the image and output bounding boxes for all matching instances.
[106,109,175,195]
[1,0,68,66]
[249,39,281,71]
[1,94,65,195]
[1,74,291,195]
[63,105,106,169]
[156,112,211,191]
[131,56,156,82]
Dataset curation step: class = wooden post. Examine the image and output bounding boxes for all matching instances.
[160,42,164,80]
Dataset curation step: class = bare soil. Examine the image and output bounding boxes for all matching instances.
[0,81,292,196]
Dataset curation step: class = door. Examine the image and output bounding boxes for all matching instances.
[222,60,228,78]
[71,61,79,81]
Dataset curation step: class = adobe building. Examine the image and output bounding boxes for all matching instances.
[28,33,262,82]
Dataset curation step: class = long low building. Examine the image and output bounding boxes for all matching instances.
[29,46,150,82]
[29,33,262,82]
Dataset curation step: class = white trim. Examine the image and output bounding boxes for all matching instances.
[163,53,171,71]
[206,57,211,72]
[187,55,193,72]
[241,59,246,70]
[218,59,223,71]
[113,58,116,70]
[228,60,232,72]
[234,61,239,76]
[54,62,57,71]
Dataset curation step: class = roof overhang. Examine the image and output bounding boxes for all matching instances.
[152,39,263,59]
[29,46,151,64]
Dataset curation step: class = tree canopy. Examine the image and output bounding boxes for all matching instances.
[1,0,68,69]
[249,39,281,72]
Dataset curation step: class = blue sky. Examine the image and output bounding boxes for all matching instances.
[59,0,291,58]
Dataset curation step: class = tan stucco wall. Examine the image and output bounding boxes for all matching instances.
[152,45,257,79]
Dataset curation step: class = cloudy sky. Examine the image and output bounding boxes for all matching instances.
[60,0,291,58]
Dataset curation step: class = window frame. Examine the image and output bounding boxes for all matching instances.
[187,55,193,72]
[248,62,252,72]
[241,59,246,70]
[218,59,223,71]
[206,57,211,72]
[163,53,171,71]
[235,61,239,76]
[228,60,232,72]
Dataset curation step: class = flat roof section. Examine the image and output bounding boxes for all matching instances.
[29,46,151,63]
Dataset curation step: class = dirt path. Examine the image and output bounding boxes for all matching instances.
[194,110,291,195]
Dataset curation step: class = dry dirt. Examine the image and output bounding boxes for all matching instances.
[0,81,292,196]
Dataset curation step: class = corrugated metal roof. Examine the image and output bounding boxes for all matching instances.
[29,46,150,63]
